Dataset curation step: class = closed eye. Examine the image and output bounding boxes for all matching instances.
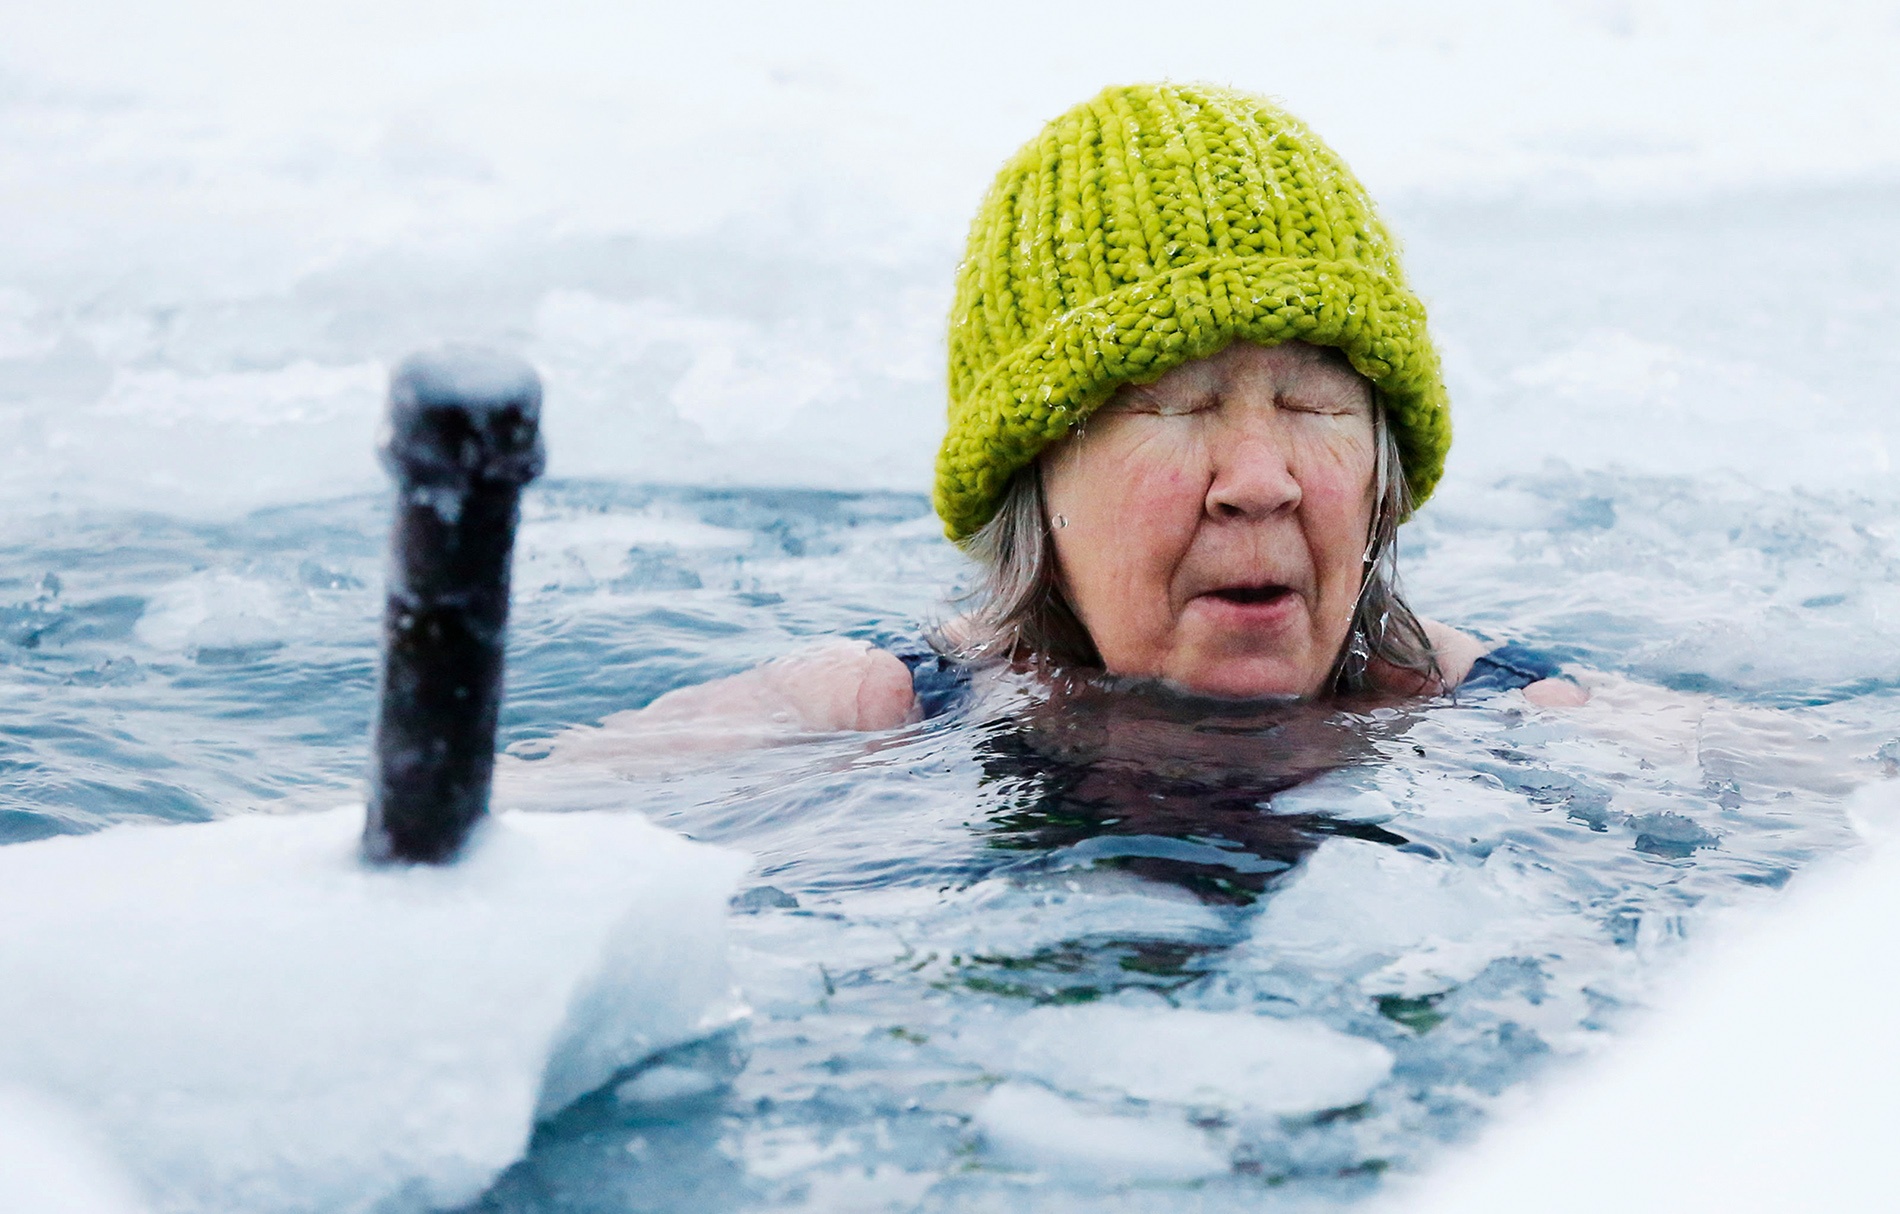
[1110,385,1215,417]
[1278,393,1367,418]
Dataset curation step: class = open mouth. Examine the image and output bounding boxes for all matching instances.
[1205,583,1294,607]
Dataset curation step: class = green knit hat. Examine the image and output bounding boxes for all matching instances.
[935,82,1451,541]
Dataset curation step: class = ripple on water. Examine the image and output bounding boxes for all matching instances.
[1,476,1893,1211]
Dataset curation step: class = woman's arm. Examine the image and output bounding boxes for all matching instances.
[540,639,918,768]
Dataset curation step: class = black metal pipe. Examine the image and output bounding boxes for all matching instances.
[364,347,544,864]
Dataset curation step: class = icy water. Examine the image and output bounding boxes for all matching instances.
[5,458,1897,1209]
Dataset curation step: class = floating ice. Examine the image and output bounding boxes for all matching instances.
[133,571,289,657]
[0,805,749,1213]
[973,1082,1229,1182]
[980,1003,1395,1116]
[1240,834,1600,998]
[514,507,753,593]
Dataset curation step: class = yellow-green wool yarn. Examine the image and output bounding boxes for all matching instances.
[936,82,1451,541]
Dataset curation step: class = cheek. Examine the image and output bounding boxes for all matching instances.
[1044,428,1207,609]
[1297,432,1377,587]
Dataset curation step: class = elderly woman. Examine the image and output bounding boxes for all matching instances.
[552,83,1581,762]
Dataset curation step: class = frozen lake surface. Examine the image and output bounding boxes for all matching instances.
[3,3,1900,1209]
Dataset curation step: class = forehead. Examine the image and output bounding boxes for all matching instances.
[1204,340,1356,380]
[1125,341,1368,398]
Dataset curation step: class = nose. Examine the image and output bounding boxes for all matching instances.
[1204,415,1301,521]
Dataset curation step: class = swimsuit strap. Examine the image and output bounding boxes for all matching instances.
[1461,642,1572,693]
[882,636,975,720]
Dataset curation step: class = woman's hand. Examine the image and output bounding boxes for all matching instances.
[1522,677,1590,707]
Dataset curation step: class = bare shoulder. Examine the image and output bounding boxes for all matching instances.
[1419,619,1488,688]
[1419,619,1589,706]
[847,644,921,731]
[935,614,978,653]
[750,639,918,731]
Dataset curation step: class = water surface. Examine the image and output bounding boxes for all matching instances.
[4,472,1890,1210]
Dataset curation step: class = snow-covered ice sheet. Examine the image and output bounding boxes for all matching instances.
[0,1087,148,1214]
[0,806,748,1213]
[1386,781,1900,1212]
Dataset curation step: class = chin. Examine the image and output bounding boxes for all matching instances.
[1168,657,1323,701]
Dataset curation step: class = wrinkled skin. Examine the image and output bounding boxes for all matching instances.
[1040,341,1379,698]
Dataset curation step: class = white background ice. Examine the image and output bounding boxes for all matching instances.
[0,2,1897,515]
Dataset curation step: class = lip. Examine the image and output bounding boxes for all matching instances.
[1187,583,1305,630]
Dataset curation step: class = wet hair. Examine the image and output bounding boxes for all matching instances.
[946,396,1443,698]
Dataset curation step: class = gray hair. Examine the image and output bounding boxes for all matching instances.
[945,402,1442,697]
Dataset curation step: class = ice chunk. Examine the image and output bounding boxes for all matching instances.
[973,1082,1228,1182]
[0,1087,148,1214]
[133,571,288,657]
[1239,836,1600,997]
[967,1003,1393,1117]
[0,805,748,1214]
[513,508,752,592]
[1386,780,1900,1212]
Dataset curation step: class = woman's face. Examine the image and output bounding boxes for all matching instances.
[1039,341,1378,698]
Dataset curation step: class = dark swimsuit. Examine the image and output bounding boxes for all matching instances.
[887,638,1569,720]
[1459,642,1571,694]
[884,637,978,720]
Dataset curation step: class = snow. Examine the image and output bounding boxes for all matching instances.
[0,805,748,1214]
[1388,780,1900,1211]
[388,345,540,418]
[0,1087,148,1214]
